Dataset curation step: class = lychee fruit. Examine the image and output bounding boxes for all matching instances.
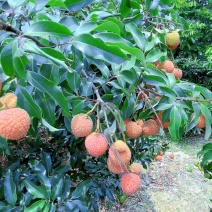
[172,68,183,79]
[109,145,131,165]
[129,163,143,175]
[165,31,180,50]
[71,113,93,137]
[169,154,174,159]
[85,132,108,157]
[107,157,128,174]
[0,93,17,109]
[0,108,30,140]
[114,140,128,152]
[120,173,141,196]
[196,113,206,129]
[158,60,174,73]
[124,119,131,128]
[126,121,143,139]
[156,111,170,129]
[142,119,160,137]
[154,155,162,161]
[137,120,144,127]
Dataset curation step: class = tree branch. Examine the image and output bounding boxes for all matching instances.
[0,21,46,47]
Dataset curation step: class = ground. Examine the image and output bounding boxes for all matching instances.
[101,135,212,212]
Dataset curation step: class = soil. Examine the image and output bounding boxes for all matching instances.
[101,136,212,212]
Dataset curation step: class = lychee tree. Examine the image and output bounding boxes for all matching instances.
[0,0,211,211]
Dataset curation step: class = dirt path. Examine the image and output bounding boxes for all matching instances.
[102,136,212,212]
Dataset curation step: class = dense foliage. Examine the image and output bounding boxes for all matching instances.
[173,0,212,89]
[0,0,211,211]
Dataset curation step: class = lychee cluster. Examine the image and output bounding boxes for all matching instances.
[106,140,142,196]
[71,113,108,157]
[125,118,160,139]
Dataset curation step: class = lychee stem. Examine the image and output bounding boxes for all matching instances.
[86,102,99,116]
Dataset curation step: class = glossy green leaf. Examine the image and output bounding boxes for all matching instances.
[25,180,47,199]
[51,177,64,201]
[71,179,90,199]
[41,152,52,175]
[200,104,212,140]
[125,23,146,51]
[94,32,145,64]
[168,106,182,141]
[18,86,42,119]
[47,0,66,8]
[8,0,25,9]
[23,42,70,71]
[119,0,130,19]
[24,21,73,38]
[92,21,121,35]
[65,0,95,12]
[146,47,166,62]
[72,34,128,64]
[24,200,45,212]
[37,173,51,199]
[13,48,29,79]
[27,72,70,116]
[40,48,68,61]
[66,72,81,93]
[4,170,17,206]
[0,41,16,76]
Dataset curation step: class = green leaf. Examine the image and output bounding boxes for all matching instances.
[92,21,121,35]
[65,0,95,12]
[18,86,42,119]
[118,70,137,84]
[23,42,70,71]
[40,48,68,61]
[24,200,45,212]
[168,106,181,141]
[195,86,212,100]
[66,72,81,93]
[146,47,166,62]
[0,137,10,155]
[27,72,70,116]
[13,48,29,79]
[0,41,16,76]
[119,0,130,19]
[8,0,25,9]
[25,180,46,199]
[51,177,64,201]
[47,0,66,8]
[200,104,212,140]
[37,173,51,200]
[24,21,73,38]
[71,179,90,199]
[125,23,146,51]
[72,34,128,64]
[41,118,62,132]
[94,32,145,64]
[4,170,17,206]
[41,152,52,175]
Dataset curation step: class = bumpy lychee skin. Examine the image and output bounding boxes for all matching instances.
[142,119,160,137]
[172,68,183,79]
[0,93,17,109]
[124,119,131,128]
[129,163,143,175]
[196,113,206,129]
[120,173,141,196]
[107,157,128,174]
[137,120,144,127]
[71,113,93,137]
[85,132,108,157]
[156,111,170,129]
[109,145,131,165]
[165,31,180,50]
[114,140,128,152]
[126,121,143,139]
[0,108,30,140]
[158,60,174,73]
